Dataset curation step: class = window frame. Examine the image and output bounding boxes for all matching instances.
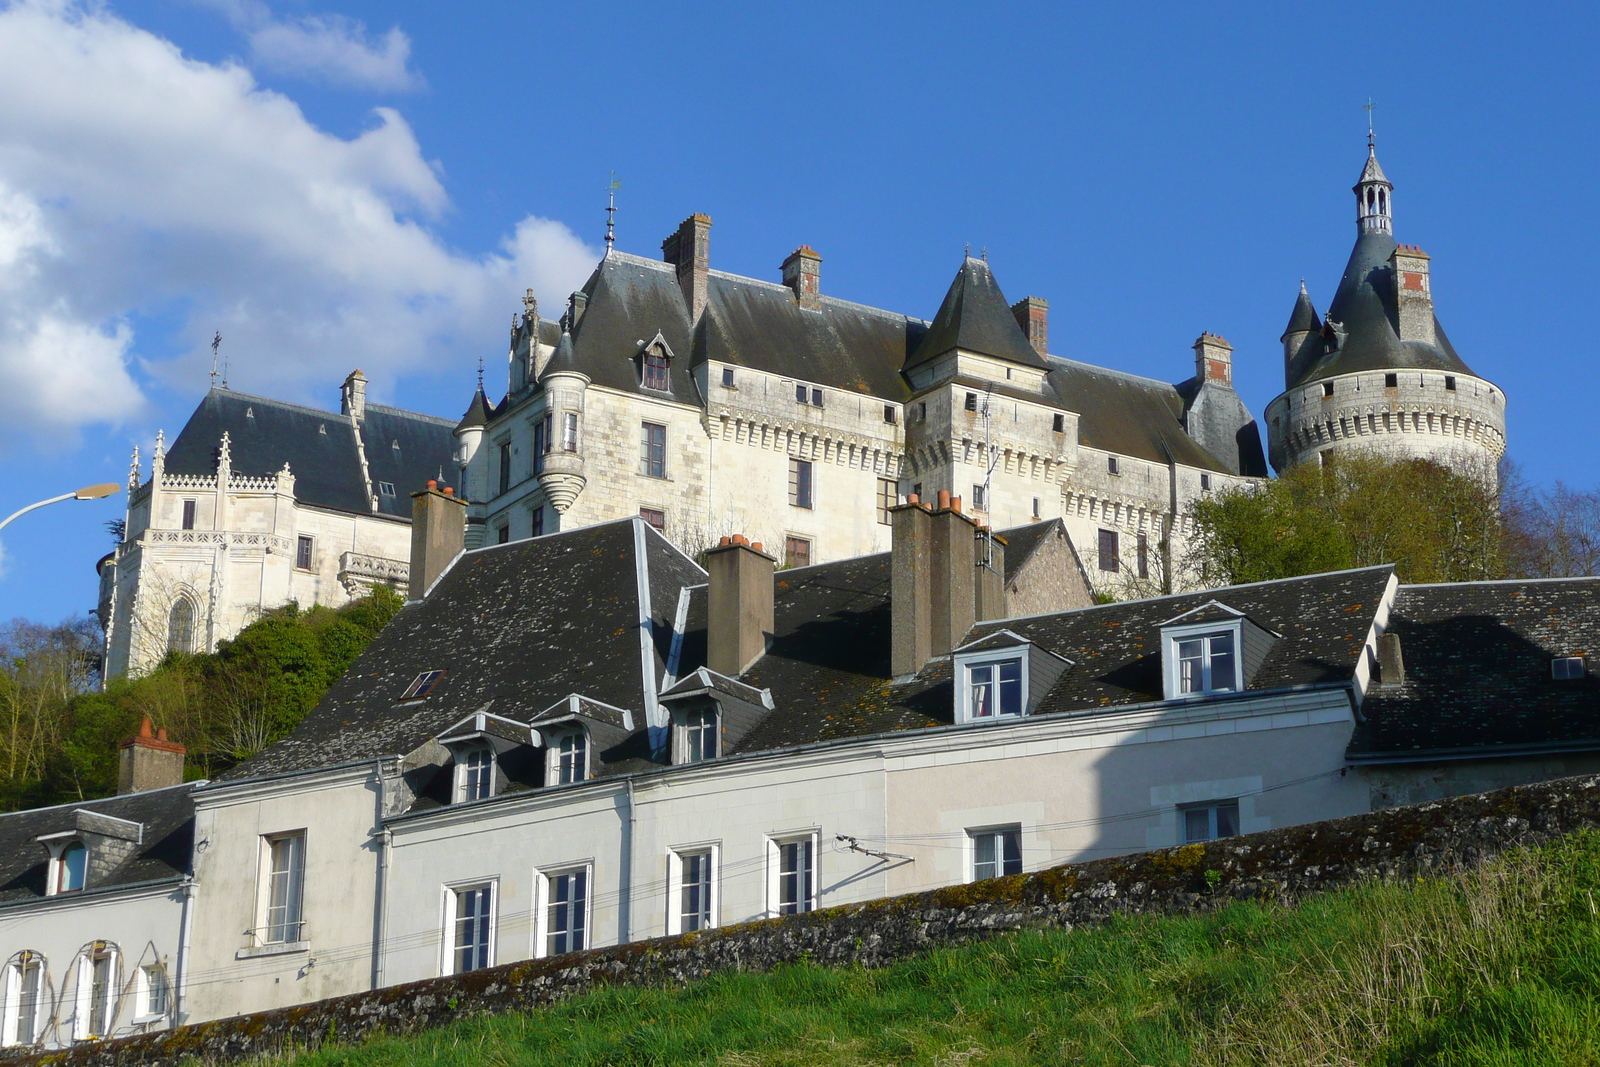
[1553,656,1588,681]
[768,832,818,918]
[76,944,117,1040]
[166,597,195,656]
[259,831,307,947]
[954,653,1028,723]
[399,669,445,702]
[535,864,591,958]
[876,478,896,525]
[667,844,719,935]
[134,963,169,1022]
[721,367,735,388]
[180,499,196,531]
[638,507,666,533]
[677,707,718,764]
[295,535,314,571]
[453,742,495,803]
[641,421,668,479]
[443,880,496,975]
[1097,528,1120,573]
[550,729,589,785]
[46,839,88,896]
[1180,799,1240,843]
[788,458,814,510]
[3,952,43,1046]
[643,347,670,392]
[561,412,579,453]
[968,825,1023,882]
[784,536,811,569]
[1162,620,1244,699]
[497,440,512,495]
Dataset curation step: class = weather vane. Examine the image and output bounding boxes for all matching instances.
[605,172,621,254]
[476,354,484,391]
[210,331,223,389]
[1365,97,1376,149]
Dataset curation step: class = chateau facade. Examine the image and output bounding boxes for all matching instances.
[460,219,1267,594]
[1265,143,1507,476]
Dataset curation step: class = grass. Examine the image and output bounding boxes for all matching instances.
[272,831,1600,1067]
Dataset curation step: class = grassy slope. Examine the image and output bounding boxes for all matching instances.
[277,832,1600,1067]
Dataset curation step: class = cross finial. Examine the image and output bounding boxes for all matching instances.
[210,331,221,389]
[476,355,484,390]
[605,172,621,255]
[1365,97,1376,150]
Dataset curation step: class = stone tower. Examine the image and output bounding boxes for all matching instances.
[1264,140,1506,480]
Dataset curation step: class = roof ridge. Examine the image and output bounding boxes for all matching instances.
[1047,356,1184,393]
[363,402,456,426]
[0,780,203,822]
[457,514,640,559]
[705,267,929,325]
[1399,575,1600,590]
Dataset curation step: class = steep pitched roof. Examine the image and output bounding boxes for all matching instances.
[0,783,198,905]
[163,389,456,520]
[1349,578,1600,761]
[455,387,490,432]
[905,257,1051,371]
[222,518,707,781]
[1282,282,1320,340]
[1046,359,1238,473]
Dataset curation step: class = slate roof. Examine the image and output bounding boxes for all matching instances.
[1046,359,1238,473]
[223,518,706,781]
[0,784,197,906]
[1285,229,1474,390]
[906,257,1051,371]
[1349,579,1600,761]
[163,389,457,521]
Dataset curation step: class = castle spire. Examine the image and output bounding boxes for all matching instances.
[1354,128,1393,236]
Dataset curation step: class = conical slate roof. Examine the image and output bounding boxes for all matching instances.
[905,257,1050,371]
[1356,147,1389,187]
[1281,282,1320,340]
[455,386,491,432]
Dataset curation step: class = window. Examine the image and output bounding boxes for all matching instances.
[498,441,512,495]
[1322,381,1334,397]
[1181,800,1240,843]
[912,483,922,500]
[1052,413,1065,433]
[1385,373,1398,388]
[812,387,824,407]
[52,842,86,895]
[964,392,978,412]
[138,964,168,1020]
[641,421,667,479]
[1445,375,1457,391]
[883,405,896,424]
[531,505,545,537]
[86,948,113,1037]
[773,837,815,916]
[1098,529,1119,573]
[1553,657,1588,680]
[967,658,1023,718]
[639,507,665,532]
[877,478,896,524]
[378,481,395,497]
[682,708,717,763]
[644,348,669,391]
[1032,497,1041,520]
[544,869,587,955]
[8,954,41,1044]
[784,536,811,569]
[450,884,493,973]
[789,459,813,509]
[167,599,194,656]
[1137,532,1149,580]
[400,670,445,701]
[295,535,313,570]
[1107,456,1119,475]
[1200,474,1211,491]
[970,827,1022,881]
[1176,631,1238,695]
[556,732,587,784]
[181,499,196,531]
[678,850,714,933]
[561,412,579,453]
[456,745,493,802]
[794,383,808,404]
[918,402,927,423]
[496,523,510,545]
[533,417,549,474]
[263,833,306,945]
[722,367,735,388]
[972,484,986,511]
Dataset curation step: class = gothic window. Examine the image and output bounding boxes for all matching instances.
[167,599,195,656]
[643,347,669,391]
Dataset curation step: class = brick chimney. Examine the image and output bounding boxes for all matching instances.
[1193,333,1233,386]
[705,535,776,676]
[782,246,823,310]
[118,717,185,795]
[1010,297,1049,356]
[340,368,368,420]
[409,480,466,599]
[929,492,979,657]
[1390,245,1435,345]
[662,214,713,321]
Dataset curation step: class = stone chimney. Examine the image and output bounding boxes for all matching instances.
[662,214,713,321]
[409,480,466,599]
[1193,333,1233,387]
[1377,632,1406,686]
[1010,297,1049,356]
[929,492,978,657]
[705,535,776,676]
[341,369,368,420]
[1391,245,1435,345]
[890,496,935,678]
[974,530,1007,622]
[118,717,185,795]
[782,246,823,310]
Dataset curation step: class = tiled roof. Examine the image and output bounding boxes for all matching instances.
[1349,578,1600,761]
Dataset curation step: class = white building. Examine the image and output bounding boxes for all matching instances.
[99,372,457,678]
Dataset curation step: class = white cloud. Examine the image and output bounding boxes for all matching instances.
[196,0,421,92]
[0,1,598,447]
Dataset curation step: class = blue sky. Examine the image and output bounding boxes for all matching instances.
[0,0,1594,626]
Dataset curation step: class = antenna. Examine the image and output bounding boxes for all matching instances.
[605,172,621,255]
[978,383,1001,571]
[210,332,221,389]
[1364,97,1376,150]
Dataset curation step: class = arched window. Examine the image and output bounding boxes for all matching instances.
[167,599,194,656]
[54,842,87,894]
[3,951,44,1046]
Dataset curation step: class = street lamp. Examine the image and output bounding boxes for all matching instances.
[0,483,122,535]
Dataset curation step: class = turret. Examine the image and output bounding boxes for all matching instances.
[1280,282,1322,386]
[537,328,589,514]
[1355,140,1393,236]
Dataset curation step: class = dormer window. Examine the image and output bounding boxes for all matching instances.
[553,731,588,785]
[951,630,1071,724]
[1160,602,1276,699]
[969,658,1024,718]
[681,708,717,763]
[399,670,445,702]
[644,347,669,391]
[455,744,494,802]
[1175,632,1238,695]
[51,841,87,895]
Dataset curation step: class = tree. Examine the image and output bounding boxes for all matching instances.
[1185,453,1505,587]
[1502,461,1600,578]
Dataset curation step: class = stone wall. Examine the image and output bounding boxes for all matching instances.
[15,771,1600,1067]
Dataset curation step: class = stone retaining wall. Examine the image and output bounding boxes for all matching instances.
[14,772,1600,1067]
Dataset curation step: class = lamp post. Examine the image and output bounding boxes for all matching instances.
[0,483,122,536]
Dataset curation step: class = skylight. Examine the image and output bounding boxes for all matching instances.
[400,670,445,701]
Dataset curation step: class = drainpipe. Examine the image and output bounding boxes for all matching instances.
[372,759,391,991]
[173,876,196,1025]
[620,777,637,944]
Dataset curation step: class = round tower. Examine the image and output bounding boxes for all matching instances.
[537,326,589,514]
[1265,141,1506,481]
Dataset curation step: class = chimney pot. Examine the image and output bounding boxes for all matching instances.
[443,486,454,497]
[907,493,920,505]
[138,716,153,738]
[719,536,732,546]
[427,479,437,491]
[751,542,763,552]
[156,727,168,741]
[937,490,952,510]
[952,495,963,514]
[118,719,185,794]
